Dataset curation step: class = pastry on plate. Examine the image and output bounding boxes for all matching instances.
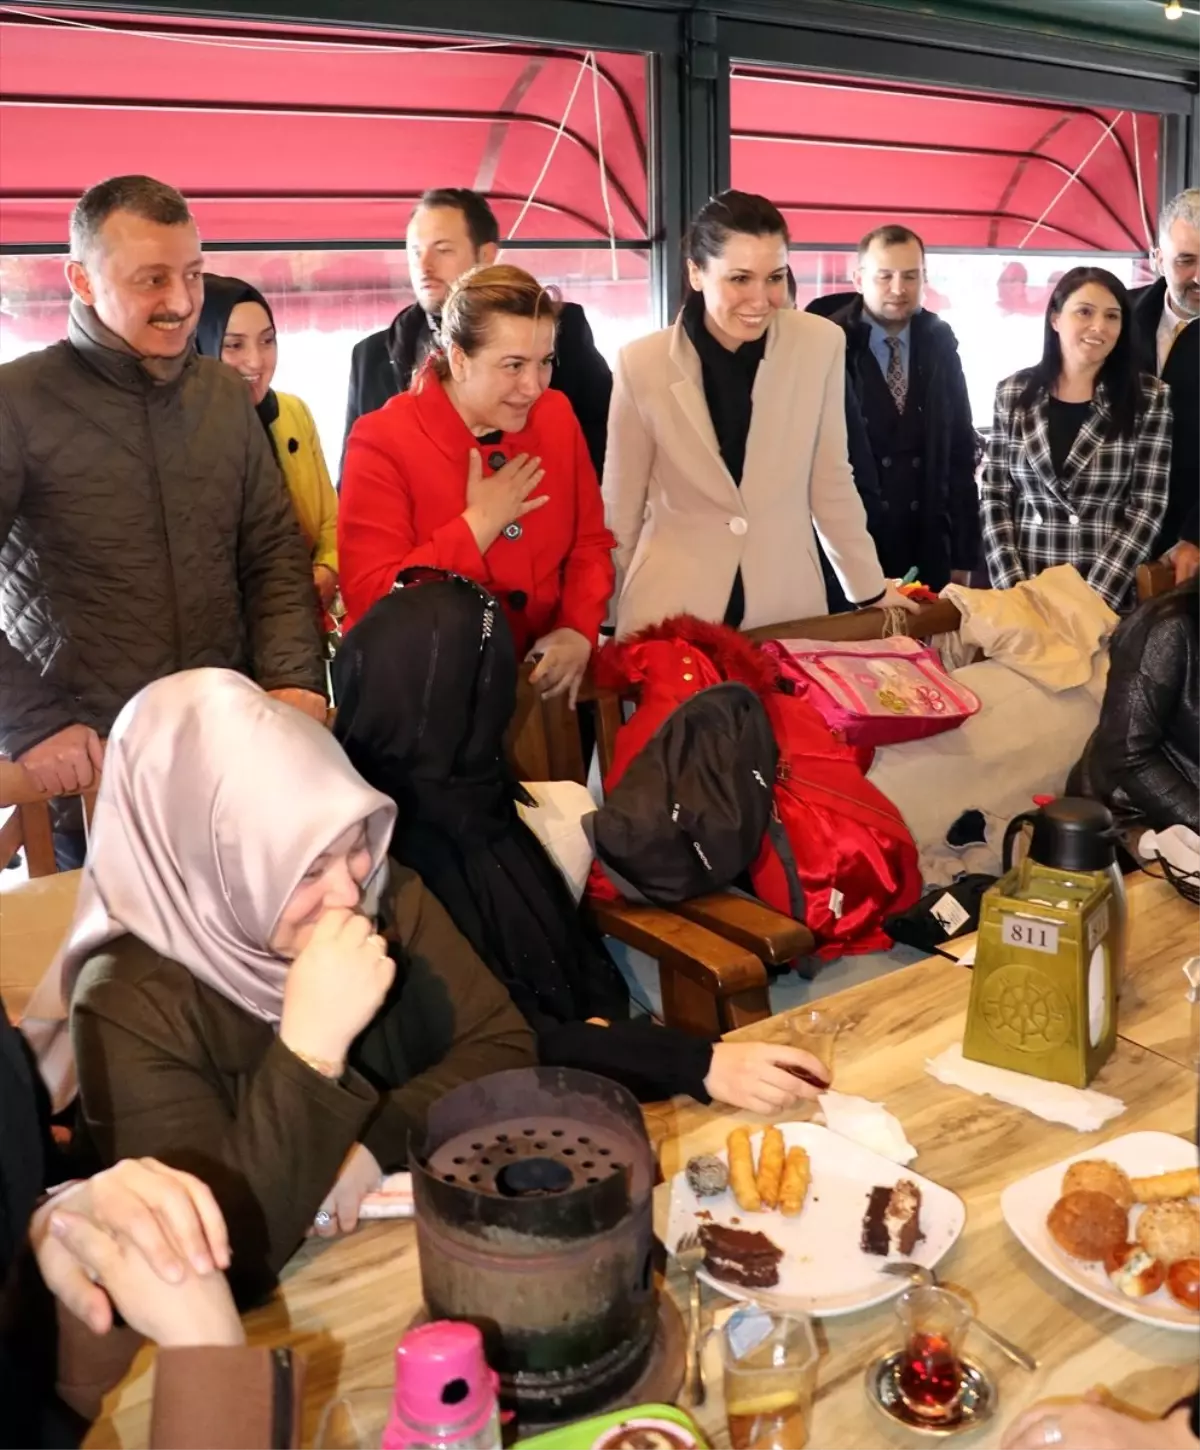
[685,1155,729,1199]
[699,1223,784,1289]
[1135,1200,1200,1265]
[1103,1242,1165,1299]
[1062,1159,1134,1212]
[779,1146,811,1218]
[727,1127,762,1213]
[757,1127,785,1211]
[1166,1257,1200,1312]
[1130,1167,1200,1204]
[1046,1190,1128,1261]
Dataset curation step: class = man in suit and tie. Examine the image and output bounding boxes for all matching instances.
[1130,188,1199,584]
[807,226,980,593]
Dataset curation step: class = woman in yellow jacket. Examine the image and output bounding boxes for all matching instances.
[196,276,339,616]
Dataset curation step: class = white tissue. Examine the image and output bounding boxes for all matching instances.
[925,1044,1125,1132]
[816,1091,918,1164]
[1139,824,1200,879]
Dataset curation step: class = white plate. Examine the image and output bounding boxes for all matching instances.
[666,1122,965,1316]
[1000,1130,1199,1332]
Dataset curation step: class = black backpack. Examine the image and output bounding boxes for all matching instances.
[588,683,778,904]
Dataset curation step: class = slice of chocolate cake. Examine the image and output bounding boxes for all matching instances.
[699,1223,784,1289]
[860,1186,893,1255]
[860,1179,924,1257]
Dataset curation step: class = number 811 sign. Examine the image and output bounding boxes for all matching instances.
[1000,914,1061,955]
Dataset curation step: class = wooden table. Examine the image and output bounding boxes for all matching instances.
[935,870,1198,1070]
[1116,872,1197,1070]
[87,948,1198,1449]
[644,953,1198,1450]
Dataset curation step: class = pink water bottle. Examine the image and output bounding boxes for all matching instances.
[381,1322,502,1450]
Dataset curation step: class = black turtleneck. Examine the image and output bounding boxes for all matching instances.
[681,291,767,487]
[681,292,768,626]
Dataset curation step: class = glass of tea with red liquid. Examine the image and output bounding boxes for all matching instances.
[894,1286,972,1423]
[719,1306,818,1450]
[784,1009,841,1094]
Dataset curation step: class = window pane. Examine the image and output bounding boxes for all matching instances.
[1,246,652,466]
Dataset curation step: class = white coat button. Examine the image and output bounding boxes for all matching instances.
[1069,514,1080,525]
[729,517,749,536]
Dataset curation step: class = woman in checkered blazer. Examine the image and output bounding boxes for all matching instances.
[982,266,1171,612]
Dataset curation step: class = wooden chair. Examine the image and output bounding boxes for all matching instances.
[561,598,964,978]
[0,760,96,878]
[507,673,777,1034]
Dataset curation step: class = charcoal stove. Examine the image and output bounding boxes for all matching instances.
[412,1067,658,1425]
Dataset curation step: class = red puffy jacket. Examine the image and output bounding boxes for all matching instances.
[590,617,922,957]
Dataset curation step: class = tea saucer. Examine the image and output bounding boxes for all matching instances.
[865,1351,996,1437]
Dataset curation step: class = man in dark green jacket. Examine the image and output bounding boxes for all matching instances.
[0,176,326,846]
[0,175,325,856]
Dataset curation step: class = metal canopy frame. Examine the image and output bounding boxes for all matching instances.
[11,0,1199,320]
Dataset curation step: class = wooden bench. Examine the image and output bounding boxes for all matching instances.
[507,672,777,1034]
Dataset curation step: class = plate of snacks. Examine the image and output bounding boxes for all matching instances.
[666,1121,965,1316]
[1000,1130,1200,1331]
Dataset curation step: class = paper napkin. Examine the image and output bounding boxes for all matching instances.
[817,1091,918,1164]
[925,1044,1125,1131]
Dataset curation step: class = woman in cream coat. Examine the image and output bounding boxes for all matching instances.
[604,192,911,636]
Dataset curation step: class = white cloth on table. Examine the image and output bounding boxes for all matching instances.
[925,1044,1125,1132]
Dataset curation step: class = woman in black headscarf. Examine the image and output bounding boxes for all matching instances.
[196,276,339,618]
[332,568,831,1109]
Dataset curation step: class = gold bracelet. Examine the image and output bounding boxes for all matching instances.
[289,1046,345,1080]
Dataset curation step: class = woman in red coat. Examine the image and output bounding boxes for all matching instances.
[339,264,615,706]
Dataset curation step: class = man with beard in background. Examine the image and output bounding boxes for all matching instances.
[341,187,612,475]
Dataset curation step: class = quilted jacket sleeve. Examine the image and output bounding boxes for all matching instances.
[0,392,78,758]
[236,401,327,697]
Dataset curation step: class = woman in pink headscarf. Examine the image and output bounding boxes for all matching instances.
[25,669,534,1303]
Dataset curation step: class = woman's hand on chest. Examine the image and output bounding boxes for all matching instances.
[463,447,549,553]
